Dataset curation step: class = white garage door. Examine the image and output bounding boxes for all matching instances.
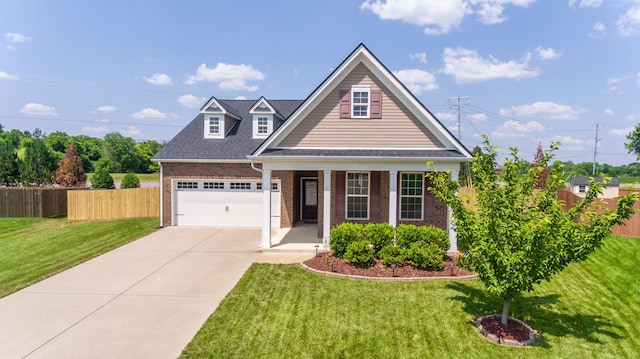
[174,180,280,227]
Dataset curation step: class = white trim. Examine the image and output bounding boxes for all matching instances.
[262,169,272,248]
[350,85,370,119]
[153,159,251,163]
[388,170,397,227]
[159,161,164,227]
[323,170,331,247]
[204,115,224,139]
[249,97,277,114]
[253,115,273,139]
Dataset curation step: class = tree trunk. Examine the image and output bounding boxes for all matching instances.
[501,300,510,325]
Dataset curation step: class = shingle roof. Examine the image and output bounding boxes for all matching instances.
[152,99,303,161]
[570,176,619,186]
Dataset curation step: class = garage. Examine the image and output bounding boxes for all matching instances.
[173,179,280,227]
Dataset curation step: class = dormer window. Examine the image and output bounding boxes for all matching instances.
[253,115,273,139]
[351,86,370,118]
[205,115,224,139]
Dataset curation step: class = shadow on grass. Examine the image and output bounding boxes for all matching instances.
[446,282,623,347]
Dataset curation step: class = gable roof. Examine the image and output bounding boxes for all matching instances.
[252,43,472,160]
[570,176,619,187]
[152,99,302,161]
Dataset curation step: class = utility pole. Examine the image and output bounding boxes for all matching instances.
[448,96,470,139]
[593,123,600,175]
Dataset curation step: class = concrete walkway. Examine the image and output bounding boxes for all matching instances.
[0,227,263,359]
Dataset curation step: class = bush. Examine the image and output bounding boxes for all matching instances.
[120,172,140,189]
[396,224,449,252]
[330,222,364,258]
[407,241,445,270]
[91,170,115,189]
[378,244,406,267]
[344,240,375,268]
[364,222,394,253]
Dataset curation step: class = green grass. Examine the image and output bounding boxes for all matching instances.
[181,235,640,358]
[86,173,159,182]
[0,217,159,297]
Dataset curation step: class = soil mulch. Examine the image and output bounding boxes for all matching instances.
[303,252,474,279]
[478,315,535,345]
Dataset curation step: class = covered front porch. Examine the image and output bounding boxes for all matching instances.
[256,157,463,254]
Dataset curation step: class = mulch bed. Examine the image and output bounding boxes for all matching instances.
[303,252,474,279]
[477,315,536,345]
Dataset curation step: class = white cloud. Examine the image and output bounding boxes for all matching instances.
[603,108,615,116]
[360,0,468,35]
[491,120,546,138]
[132,108,167,120]
[499,101,582,120]
[185,63,264,92]
[82,125,109,135]
[20,103,57,117]
[6,32,32,43]
[143,73,173,85]
[361,0,534,34]
[609,126,634,136]
[0,71,18,80]
[441,47,539,83]
[535,46,561,60]
[589,21,607,38]
[469,113,488,122]
[617,6,640,36]
[120,126,142,137]
[435,112,457,122]
[569,0,603,7]
[393,69,438,94]
[409,52,428,63]
[234,95,248,100]
[178,94,205,109]
[476,3,506,24]
[96,105,116,113]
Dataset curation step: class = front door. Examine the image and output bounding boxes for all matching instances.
[301,178,318,222]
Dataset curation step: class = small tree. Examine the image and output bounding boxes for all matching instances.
[91,159,115,189]
[530,142,549,189]
[427,137,636,325]
[625,124,640,159]
[18,138,57,186]
[54,143,87,187]
[0,139,19,186]
[120,172,140,188]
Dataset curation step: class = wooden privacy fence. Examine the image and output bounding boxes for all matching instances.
[67,187,160,221]
[0,187,68,217]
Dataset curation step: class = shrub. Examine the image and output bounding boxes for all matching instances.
[330,222,364,258]
[91,170,115,189]
[395,224,425,249]
[378,244,406,267]
[423,226,450,252]
[120,172,140,189]
[344,240,375,268]
[407,241,445,270]
[364,222,394,254]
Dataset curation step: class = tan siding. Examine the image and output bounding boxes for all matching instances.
[277,63,444,148]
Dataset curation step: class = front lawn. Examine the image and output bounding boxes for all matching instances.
[181,235,640,358]
[0,217,158,297]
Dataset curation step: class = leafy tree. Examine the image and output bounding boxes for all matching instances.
[0,139,19,185]
[625,124,640,159]
[54,143,87,187]
[136,140,164,173]
[17,138,57,186]
[120,172,140,188]
[427,138,636,325]
[90,158,115,189]
[103,132,142,173]
[44,131,72,158]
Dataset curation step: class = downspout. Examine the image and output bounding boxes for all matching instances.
[158,161,163,227]
[250,159,263,174]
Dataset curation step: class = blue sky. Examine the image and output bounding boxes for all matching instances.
[1,0,640,166]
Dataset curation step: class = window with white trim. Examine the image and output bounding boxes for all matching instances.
[346,172,369,219]
[252,115,273,138]
[271,182,279,191]
[177,181,198,189]
[203,182,224,190]
[579,185,586,193]
[230,182,252,190]
[351,86,370,118]
[400,172,424,220]
[205,116,224,138]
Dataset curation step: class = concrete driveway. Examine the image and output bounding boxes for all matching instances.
[0,227,261,359]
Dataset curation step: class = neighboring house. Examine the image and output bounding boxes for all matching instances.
[152,44,473,250]
[569,176,620,198]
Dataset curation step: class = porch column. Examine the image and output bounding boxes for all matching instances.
[388,170,398,227]
[323,170,331,249]
[448,170,459,255]
[261,169,271,249]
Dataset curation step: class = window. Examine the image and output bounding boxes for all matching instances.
[346,172,369,219]
[400,173,424,220]
[252,115,273,138]
[271,182,279,191]
[203,182,224,190]
[205,116,224,138]
[177,181,198,189]
[351,86,370,118]
[230,182,252,190]
[257,117,269,134]
[579,185,586,193]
